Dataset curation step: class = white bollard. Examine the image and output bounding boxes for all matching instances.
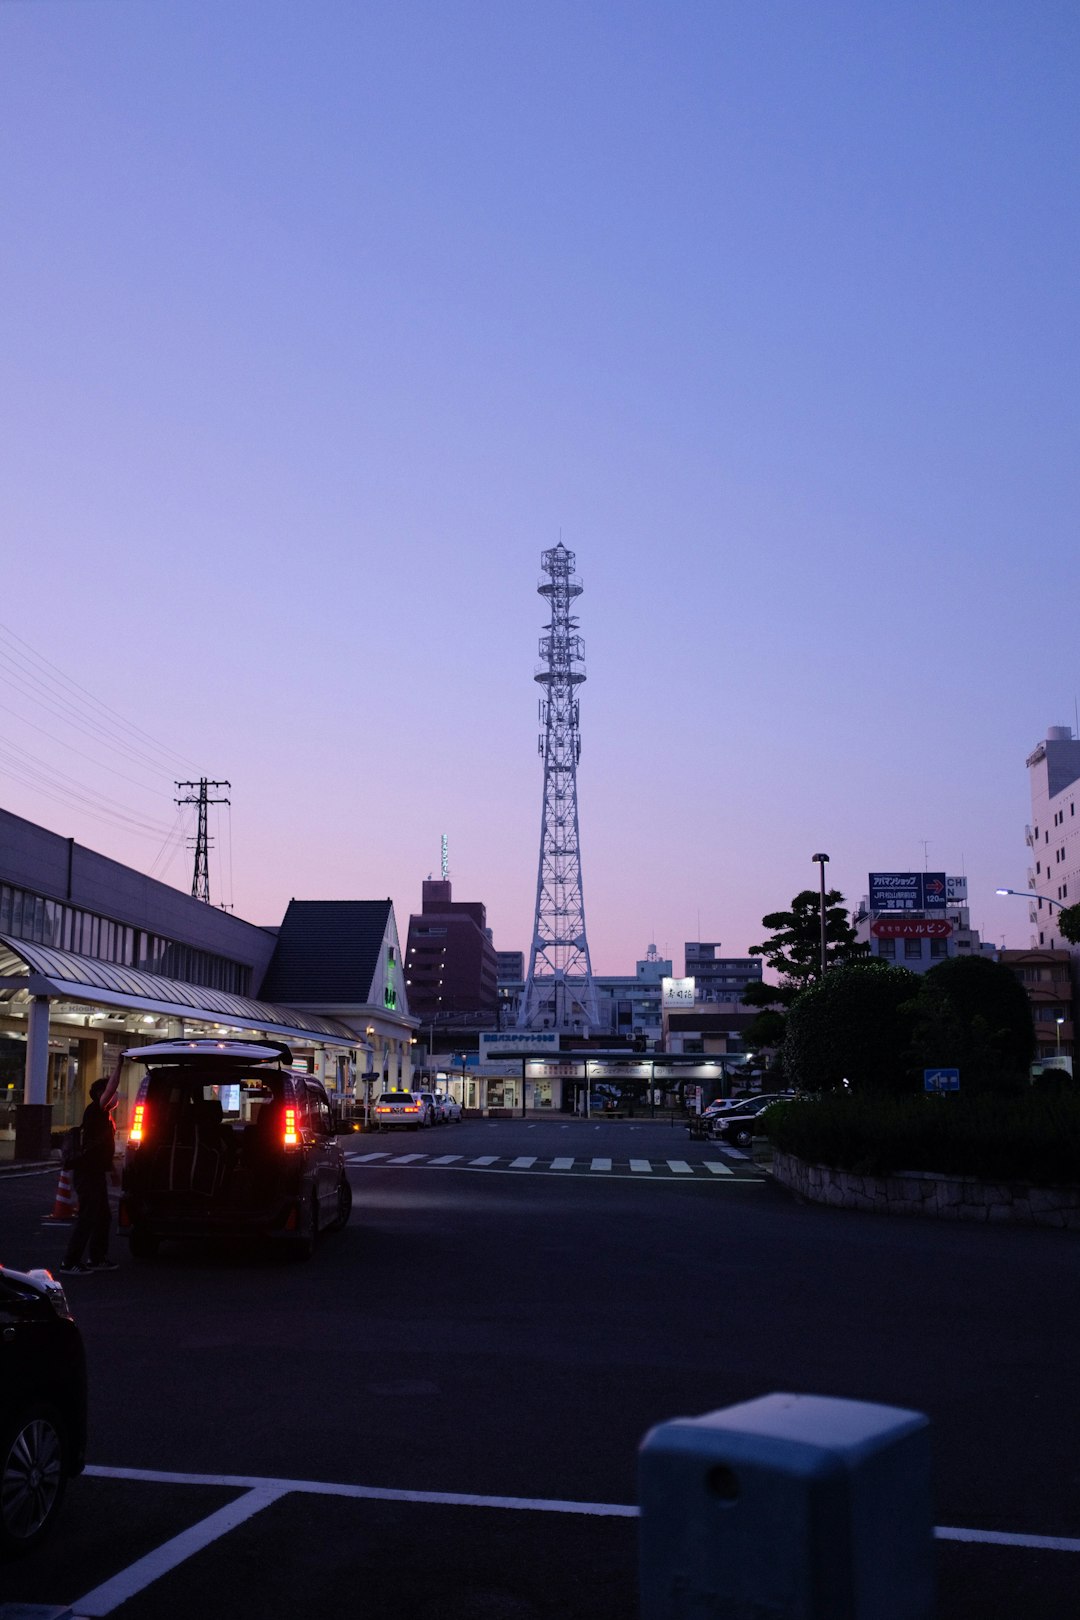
[639,1392,935,1619]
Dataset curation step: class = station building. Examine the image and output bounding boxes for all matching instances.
[0,807,416,1159]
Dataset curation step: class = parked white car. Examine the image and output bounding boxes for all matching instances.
[434,1093,463,1123]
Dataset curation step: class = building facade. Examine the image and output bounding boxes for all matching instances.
[1024,726,1080,950]
[999,948,1074,1067]
[404,879,499,1021]
[855,874,993,971]
[684,942,763,1002]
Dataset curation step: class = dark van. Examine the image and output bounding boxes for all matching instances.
[119,1039,352,1260]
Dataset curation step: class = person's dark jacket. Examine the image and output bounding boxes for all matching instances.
[77,1101,116,1177]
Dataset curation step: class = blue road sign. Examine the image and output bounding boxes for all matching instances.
[870,873,948,912]
[924,1068,960,1092]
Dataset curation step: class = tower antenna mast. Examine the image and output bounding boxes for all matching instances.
[175,778,230,904]
[518,544,598,1033]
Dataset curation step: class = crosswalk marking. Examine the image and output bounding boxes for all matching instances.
[344,1149,756,1181]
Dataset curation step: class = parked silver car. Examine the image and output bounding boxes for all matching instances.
[434,1093,463,1123]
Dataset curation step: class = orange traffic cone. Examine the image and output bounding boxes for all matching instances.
[44,1167,78,1222]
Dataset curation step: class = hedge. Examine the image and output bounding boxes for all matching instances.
[761,1091,1080,1187]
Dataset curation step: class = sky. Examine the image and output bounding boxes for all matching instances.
[1,0,1078,975]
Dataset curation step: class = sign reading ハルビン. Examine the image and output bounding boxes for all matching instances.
[869,873,948,913]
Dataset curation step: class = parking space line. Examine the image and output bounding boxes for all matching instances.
[79,1466,1080,1555]
[71,1484,285,1615]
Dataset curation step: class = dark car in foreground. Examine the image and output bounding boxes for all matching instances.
[119,1038,352,1261]
[0,1264,87,1557]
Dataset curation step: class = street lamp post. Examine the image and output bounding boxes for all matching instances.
[1057,1017,1065,1056]
[995,887,1065,912]
[812,854,830,977]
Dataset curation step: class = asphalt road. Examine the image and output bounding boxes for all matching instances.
[2,1116,1079,1618]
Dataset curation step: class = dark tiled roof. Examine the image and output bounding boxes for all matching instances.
[258,900,392,1005]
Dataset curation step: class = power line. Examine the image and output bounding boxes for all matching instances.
[0,621,198,772]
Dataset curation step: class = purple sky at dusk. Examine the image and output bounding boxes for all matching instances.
[2,1,1078,975]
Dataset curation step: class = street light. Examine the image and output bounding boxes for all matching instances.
[812,854,830,977]
[995,887,1065,912]
[1057,1017,1065,1056]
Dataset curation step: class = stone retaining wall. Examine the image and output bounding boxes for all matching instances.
[771,1150,1080,1229]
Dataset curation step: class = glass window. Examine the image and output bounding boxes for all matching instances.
[876,939,896,959]
[904,938,923,960]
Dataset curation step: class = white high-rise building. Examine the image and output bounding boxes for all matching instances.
[1025,726,1080,949]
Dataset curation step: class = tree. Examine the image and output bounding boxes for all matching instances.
[747,889,867,1002]
[782,960,921,1093]
[910,955,1035,1093]
[1057,903,1080,945]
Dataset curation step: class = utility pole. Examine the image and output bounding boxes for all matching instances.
[175,779,230,904]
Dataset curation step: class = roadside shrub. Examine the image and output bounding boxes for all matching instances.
[763,1090,1080,1186]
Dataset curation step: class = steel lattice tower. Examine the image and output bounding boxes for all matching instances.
[518,544,599,1032]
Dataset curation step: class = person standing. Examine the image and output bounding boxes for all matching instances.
[60,1057,121,1275]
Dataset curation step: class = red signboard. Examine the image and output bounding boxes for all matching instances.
[872,919,953,939]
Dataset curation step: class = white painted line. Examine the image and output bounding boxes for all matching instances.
[72,1485,284,1614]
[590,1158,612,1172]
[704,1161,733,1176]
[84,1465,637,1519]
[80,1467,1080,1555]
[470,1156,499,1166]
[352,1152,390,1161]
[666,1160,694,1175]
[550,1157,575,1170]
[935,1525,1080,1553]
[428,1155,463,1165]
[388,1154,426,1164]
[629,1159,652,1172]
[509,1157,538,1168]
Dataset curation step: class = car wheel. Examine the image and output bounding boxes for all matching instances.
[326,1174,353,1233]
[733,1126,754,1150]
[0,1403,69,1558]
[129,1226,159,1261]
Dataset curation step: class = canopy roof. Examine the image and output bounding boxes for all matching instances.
[0,934,360,1049]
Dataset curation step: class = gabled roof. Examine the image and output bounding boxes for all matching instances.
[258,900,393,1005]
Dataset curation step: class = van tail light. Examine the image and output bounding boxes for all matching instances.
[129,1102,147,1145]
[283,1106,299,1148]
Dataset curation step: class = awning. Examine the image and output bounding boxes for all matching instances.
[0,934,360,1050]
